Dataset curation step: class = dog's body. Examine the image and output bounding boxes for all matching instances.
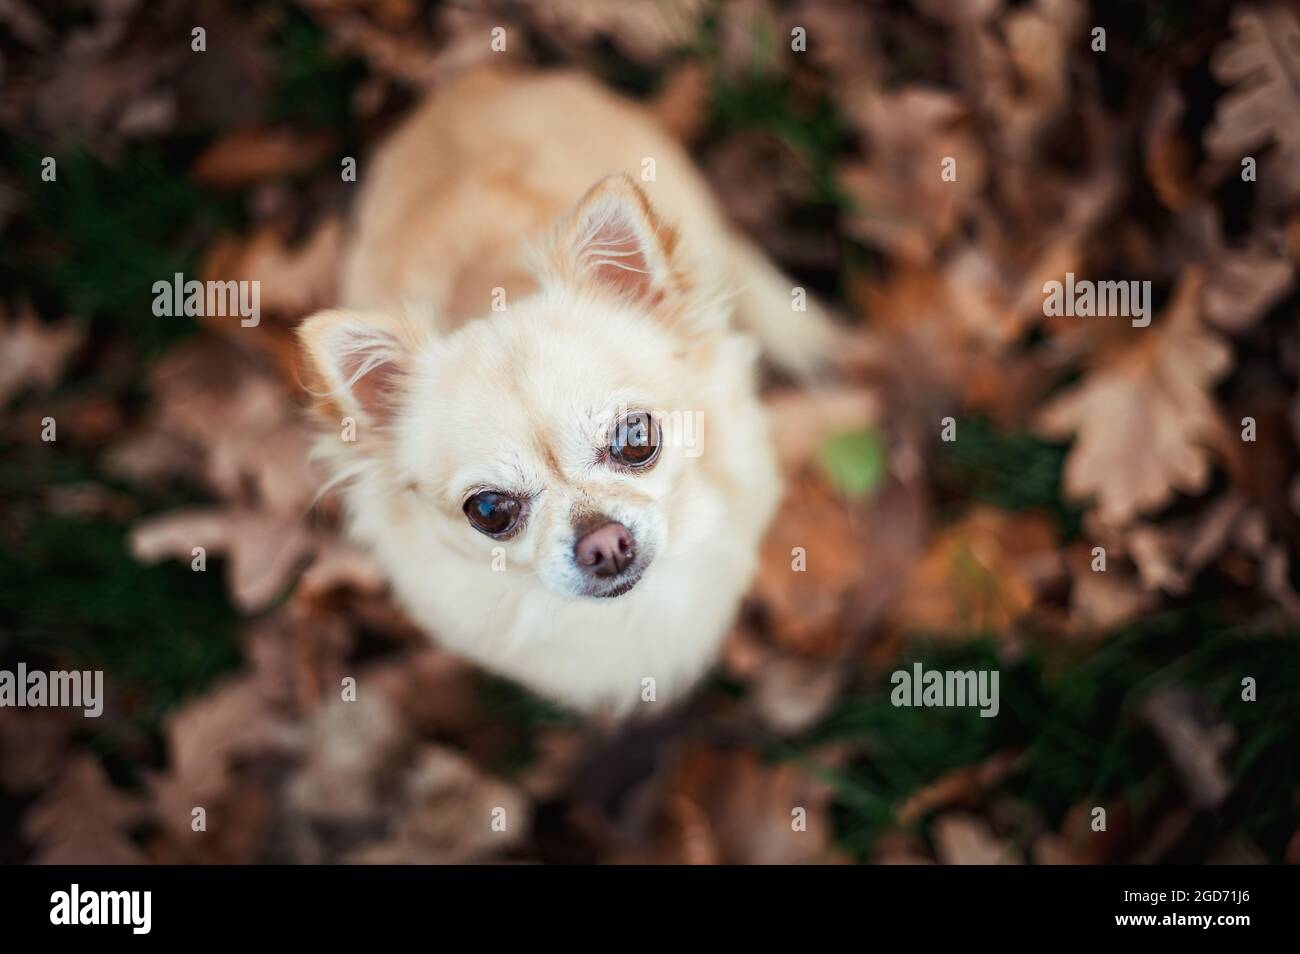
[300,69,835,714]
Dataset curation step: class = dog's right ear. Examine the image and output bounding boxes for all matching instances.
[296,309,421,428]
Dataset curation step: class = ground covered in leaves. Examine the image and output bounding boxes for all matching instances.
[1,0,1299,864]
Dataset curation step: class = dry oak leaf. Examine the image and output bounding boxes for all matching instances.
[1182,201,1295,332]
[148,675,300,846]
[1202,244,1293,332]
[931,812,1024,865]
[1140,686,1234,811]
[751,474,868,657]
[529,0,706,66]
[296,3,446,88]
[785,0,881,85]
[648,60,710,144]
[130,506,315,613]
[851,255,1031,411]
[1035,270,1232,527]
[23,755,149,865]
[119,337,318,516]
[1065,544,1155,634]
[637,744,840,865]
[1205,4,1300,201]
[1144,81,1197,212]
[0,708,74,796]
[978,0,1085,160]
[191,125,337,188]
[0,304,84,406]
[344,744,530,864]
[896,750,1023,827]
[287,692,410,823]
[201,216,342,321]
[895,506,1059,638]
[837,87,987,263]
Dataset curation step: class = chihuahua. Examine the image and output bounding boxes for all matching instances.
[298,69,836,715]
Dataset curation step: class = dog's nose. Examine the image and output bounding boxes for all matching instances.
[574,522,635,578]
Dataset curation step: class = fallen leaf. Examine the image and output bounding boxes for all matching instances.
[24,755,148,864]
[148,675,299,861]
[1066,544,1156,634]
[1144,81,1197,211]
[344,744,530,863]
[749,658,844,736]
[931,812,1023,864]
[635,744,839,864]
[287,692,410,822]
[191,125,337,187]
[0,708,74,796]
[751,475,869,656]
[130,506,316,613]
[1140,686,1234,810]
[111,337,318,516]
[896,750,1023,827]
[1035,270,1232,527]
[529,0,706,66]
[1205,5,1300,202]
[201,216,342,322]
[837,87,987,263]
[648,60,709,143]
[0,304,84,407]
[895,506,1059,638]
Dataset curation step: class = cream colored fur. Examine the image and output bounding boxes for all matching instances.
[299,69,837,715]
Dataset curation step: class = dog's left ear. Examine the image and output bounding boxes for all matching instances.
[545,175,687,307]
[296,308,424,430]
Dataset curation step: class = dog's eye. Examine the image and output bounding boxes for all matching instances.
[463,491,523,536]
[610,411,660,468]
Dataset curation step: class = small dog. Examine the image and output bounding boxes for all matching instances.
[298,69,836,714]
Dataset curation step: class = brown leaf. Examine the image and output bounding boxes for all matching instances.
[980,0,1085,158]
[1144,81,1197,211]
[530,0,706,67]
[1032,833,1078,864]
[931,812,1023,864]
[648,60,709,144]
[1035,270,1232,526]
[191,125,336,188]
[765,386,882,470]
[896,750,1023,827]
[870,828,935,865]
[837,88,986,263]
[636,745,839,864]
[751,475,869,656]
[130,506,316,613]
[0,303,84,407]
[24,755,148,864]
[895,506,1059,638]
[1182,202,1295,331]
[344,745,530,864]
[748,658,844,736]
[1140,686,1234,811]
[287,692,410,822]
[0,708,74,796]
[1205,5,1300,202]
[201,217,342,322]
[148,675,299,861]
[110,337,318,515]
[1066,543,1156,634]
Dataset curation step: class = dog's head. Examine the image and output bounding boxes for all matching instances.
[299,176,738,599]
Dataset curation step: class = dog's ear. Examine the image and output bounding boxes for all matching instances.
[545,175,687,306]
[296,309,422,428]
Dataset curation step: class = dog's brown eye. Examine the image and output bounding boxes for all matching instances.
[463,491,523,536]
[610,411,659,468]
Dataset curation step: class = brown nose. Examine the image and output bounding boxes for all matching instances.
[574,522,635,578]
